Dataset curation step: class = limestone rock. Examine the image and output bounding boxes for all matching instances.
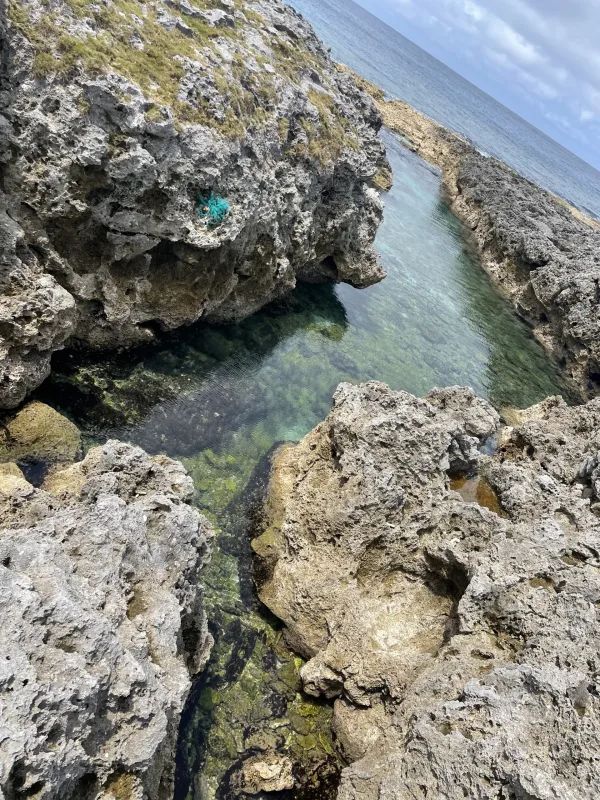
[254,381,600,799]
[0,0,389,408]
[233,753,294,795]
[0,401,81,464]
[0,440,213,800]
[0,462,24,478]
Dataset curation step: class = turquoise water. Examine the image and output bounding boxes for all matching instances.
[40,132,573,798]
[290,0,600,221]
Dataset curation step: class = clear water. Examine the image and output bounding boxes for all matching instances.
[289,0,600,221]
[40,133,574,798]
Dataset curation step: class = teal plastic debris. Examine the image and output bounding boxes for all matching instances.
[198,193,230,226]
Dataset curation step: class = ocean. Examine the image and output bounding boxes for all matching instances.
[289,0,600,221]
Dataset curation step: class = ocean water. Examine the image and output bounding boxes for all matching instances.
[40,130,573,799]
[290,0,600,221]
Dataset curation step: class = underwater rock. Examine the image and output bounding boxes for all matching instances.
[377,97,600,398]
[0,400,81,464]
[254,381,600,799]
[232,753,295,795]
[0,440,213,800]
[0,0,389,408]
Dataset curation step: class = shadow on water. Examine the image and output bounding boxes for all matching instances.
[174,447,341,800]
[36,129,576,799]
[40,281,350,453]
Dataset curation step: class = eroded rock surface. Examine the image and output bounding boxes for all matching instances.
[379,98,600,398]
[254,381,600,799]
[0,440,213,800]
[0,400,81,464]
[0,0,388,408]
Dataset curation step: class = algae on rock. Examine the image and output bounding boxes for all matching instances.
[0,400,81,464]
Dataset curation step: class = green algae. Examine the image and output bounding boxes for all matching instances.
[37,131,577,799]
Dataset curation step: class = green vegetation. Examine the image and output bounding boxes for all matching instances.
[9,0,362,161]
[9,0,280,135]
[336,62,386,102]
[288,88,359,165]
[32,51,58,76]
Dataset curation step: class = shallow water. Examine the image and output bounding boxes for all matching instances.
[39,132,573,798]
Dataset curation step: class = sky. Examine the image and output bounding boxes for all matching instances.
[355,0,600,170]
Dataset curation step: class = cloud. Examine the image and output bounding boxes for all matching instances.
[486,19,541,66]
[376,0,600,164]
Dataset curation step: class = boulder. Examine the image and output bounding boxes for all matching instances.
[0,401,81,464]
[0,0,390,408]
[0,440,213,800]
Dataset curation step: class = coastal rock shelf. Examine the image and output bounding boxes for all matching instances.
[0,0,388,408]
[0,439,213,800]
[31,113,575,800]
[376,95,600,399]
[254,381,600,799]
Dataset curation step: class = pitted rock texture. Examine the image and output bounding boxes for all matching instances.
[0,440,213,800]
[379,98,600,398]
[254,381,600,799]
[0,0,388,408]
[0,400,81,464]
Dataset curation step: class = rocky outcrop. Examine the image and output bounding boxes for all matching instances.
[378,98,600,398]
[253,381,600,799]
[0,0,389,409]
[0,439,213,800]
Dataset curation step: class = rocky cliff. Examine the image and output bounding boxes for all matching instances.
[377,98,600,399]
[0,0,389,408]
[254,382,600,799]
[0,439,213,800]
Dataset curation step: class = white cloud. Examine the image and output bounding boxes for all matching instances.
[485,49,557,99]
[486,18,542,66]
[376,0,600,161]
[462,1,485,23]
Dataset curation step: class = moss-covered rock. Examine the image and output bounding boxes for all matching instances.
[0,401,81,464]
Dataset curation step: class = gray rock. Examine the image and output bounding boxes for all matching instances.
[0,0,389,408]
[0,440,213,800]
[199,9,235,28]
[254,381,600,799]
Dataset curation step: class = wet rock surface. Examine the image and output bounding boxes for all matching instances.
[0,439,213,800]
[378,97,600,398]
[0,0,388,408]
[254,381,600,799]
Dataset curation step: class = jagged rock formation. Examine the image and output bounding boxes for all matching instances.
[0,440,213,800]
[0,0,389,409]
[254,381,600,799]
[378,98,600,398]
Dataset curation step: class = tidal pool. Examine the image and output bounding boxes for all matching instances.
[39,131,574,798]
